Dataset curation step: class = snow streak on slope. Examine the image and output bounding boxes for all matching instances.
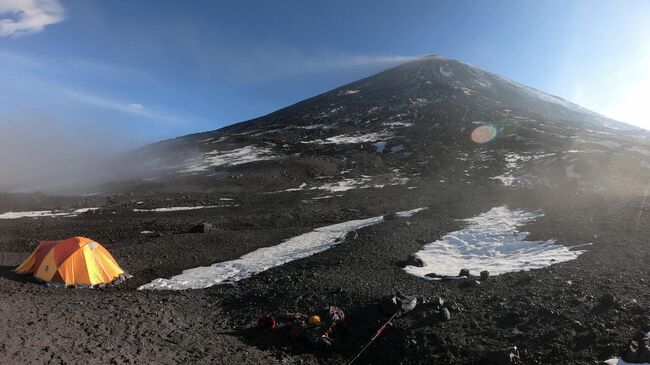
[181,146,278,173]
[133,205,234,212]
[140,208,427,290]
[404,206,585,279]
[0,208,99,219]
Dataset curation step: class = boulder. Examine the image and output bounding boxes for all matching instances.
[480,270,490,281]
[439,307,451,322]
[187,222,215,233]
[345,230,359,241]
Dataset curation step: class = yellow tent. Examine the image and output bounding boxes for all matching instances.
[15,237,128,287]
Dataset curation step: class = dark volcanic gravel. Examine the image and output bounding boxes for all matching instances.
[1,184,650,364]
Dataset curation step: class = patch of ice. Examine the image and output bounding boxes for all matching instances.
[339,89,360,95]
[374,141,386,153]
[439,66,453,77]
[383,121,414,128]
[303,132,389,145]
[284,183,308,192]
[133,205,232,212]
[490,175,519,186]
[459,87,475,96]
[395,208,428,217]
[140,231,155,234]
[140,207,428,290]
[404,206,586,279]
[181,146,278,173]
[490,152,554,187]
[391,144,405,153]
[0,208,99,220]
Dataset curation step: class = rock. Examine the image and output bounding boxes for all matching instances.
[403,254,424,267]
[445,301,462,313]
[621,340,639,363]
[599,293,617,308]
[459,268,470,277]
[439,307,451,322]
[430,296,444,308]
[187,222,215,233]
[345,230,359,241]
[480,270,490,281]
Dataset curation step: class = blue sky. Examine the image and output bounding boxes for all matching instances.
[1,0,649,149]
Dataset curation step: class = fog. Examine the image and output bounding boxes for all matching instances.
[0,117,136,193]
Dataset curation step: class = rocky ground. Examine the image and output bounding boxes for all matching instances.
[1,182,649,365]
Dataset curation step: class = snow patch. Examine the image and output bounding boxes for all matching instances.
[404,206,586,279]
[391,144,405,153]
[0,208,99,220]
[303,132,390,145]
[339,89,360,95]
[182,146,278,173]
[140,207,428,290]
[374,141,386,153]
[133,205,233,212]
[383,121,414,128]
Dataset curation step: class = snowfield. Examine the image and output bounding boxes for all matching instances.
[301,132,390,145]
[0,208,99,219]
[139,208,427,290]
[181,146,279,173]
[404,206,586,279]
[133,205,234,212]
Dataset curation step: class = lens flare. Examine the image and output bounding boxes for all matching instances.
[471,125,497,143]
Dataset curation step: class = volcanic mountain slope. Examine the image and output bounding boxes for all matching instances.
[112,55,650,196]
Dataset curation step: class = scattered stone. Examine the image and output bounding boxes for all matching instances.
[439,307,451,322]
[187,222,215,233]
[345,230,359,241]
[459,268,470,277]
[599,293,617,308]
[480,270,490,281]
[430,296,444,308]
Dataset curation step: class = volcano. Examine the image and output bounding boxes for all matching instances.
[2,56,650,365]
[114,55,650,197]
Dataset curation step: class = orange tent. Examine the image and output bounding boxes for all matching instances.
[15,237,128,287]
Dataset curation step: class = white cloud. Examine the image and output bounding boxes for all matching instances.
[127,103,144,111]
[60,89,184,125]
[0,0,65,37]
